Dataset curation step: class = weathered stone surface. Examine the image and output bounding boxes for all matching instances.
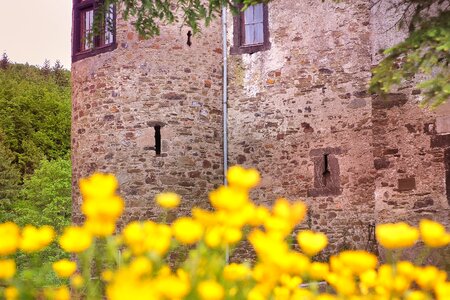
[398,178,416,191]
[71,0,450,261]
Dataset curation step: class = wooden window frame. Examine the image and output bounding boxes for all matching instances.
[72,0,117,62]
[230,4,271,55]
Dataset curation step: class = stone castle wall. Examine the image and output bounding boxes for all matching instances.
[71,15,224,226]
[72,0,450,254]
[226,0,376,252]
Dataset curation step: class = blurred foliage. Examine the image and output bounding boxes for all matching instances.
[370,1,450,108]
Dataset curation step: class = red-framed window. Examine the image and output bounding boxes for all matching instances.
[231,3,271,55]
[72,0,116,62]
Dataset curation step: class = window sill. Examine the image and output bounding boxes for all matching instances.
[72,43,117,63]
[230,42,271,55]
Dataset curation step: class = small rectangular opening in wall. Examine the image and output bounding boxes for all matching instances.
[154,125,161,155]
[307,147,342,197]
[444,148,450,205]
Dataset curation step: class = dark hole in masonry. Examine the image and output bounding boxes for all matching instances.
[445,148,450,206]
[155,125,161,155]
[187,31,192,47]
[322,154,330,185]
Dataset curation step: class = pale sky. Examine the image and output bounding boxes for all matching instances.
[0,0,72,69]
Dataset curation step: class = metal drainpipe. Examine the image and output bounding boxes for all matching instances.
[221,4,229,263]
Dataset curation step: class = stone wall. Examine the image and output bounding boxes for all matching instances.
[71,13,225,226]
[226,0,376,253]
[370,0,450,227]
[71,0,449,257]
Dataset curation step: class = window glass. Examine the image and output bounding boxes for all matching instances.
[243,4,264,45]
[104,4,114,45]
[81,9,94,51]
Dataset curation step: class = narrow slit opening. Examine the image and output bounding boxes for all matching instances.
[155,125,161,155]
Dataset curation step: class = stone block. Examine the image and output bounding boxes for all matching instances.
[436,116,450,134]
[398,177,416,191]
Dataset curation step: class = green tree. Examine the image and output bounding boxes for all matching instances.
[0,132,20,223]
[0,63,71,176]
[13,157,72,230]
[103,0,449,106]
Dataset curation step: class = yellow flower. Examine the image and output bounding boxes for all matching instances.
[419,219,450,248]
[52,259,77,278]
[84,218,116,237]
[297,230,328,256]
[309,262,329,280]
[209,186,249,211]
[223,263,251,281]
[123,221,172,255]
[397,261,416,280]
[79,172,118,199]
[435,281,450,300]
[71,274,84,288]
[227,165,261,190]
[82,195,124,224]
[155,192,181,209]
[101,270,114,282]
[59,226,92,253]
[376,222,419,249]
[406,291,428,300]
[0,259,16,280]
[0,222,20,256]
[19,225,55,253]
[156,271,191,299]
[45,286,70,300]
[130,256,152,276]
[4,286,18,300]
[414,265,447,290]
[197,280,225,300]
[172,217,203,245]
[338,250,377,275]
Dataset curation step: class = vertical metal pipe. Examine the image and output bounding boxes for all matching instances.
[221,4,229,264]
[222,6,228,187]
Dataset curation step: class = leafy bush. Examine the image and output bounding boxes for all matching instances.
[0,166,449,300]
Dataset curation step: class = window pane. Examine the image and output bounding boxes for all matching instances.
[104,4,114,45]
[244,24,255,45]
[81,9,94,51]
[244,6,254,24]
[253,4,263,23]
[254,23,264,44]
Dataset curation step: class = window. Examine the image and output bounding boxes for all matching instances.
[231,3,270,55]
[72,0,116,62]
[307,147,342,197]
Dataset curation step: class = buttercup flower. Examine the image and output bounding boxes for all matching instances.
[338,250,378,275]
[20,225,55,253]
[419,219,450,248]
[79,172,118,199]
[376,222,419,249]
[209,186,249,212]
[0,222,20,256]
[155,192,181,209]
[52,259,77,278]
[227,165,261,190]
[44,286,70,300]
[0,259,16,280]
[197,280,225,300]
[4,286,18,300]
[172,217,203,245]
[297,230,328,256]
[59,226,92,253]
[223,263,251,281]
[71,274,84,288]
